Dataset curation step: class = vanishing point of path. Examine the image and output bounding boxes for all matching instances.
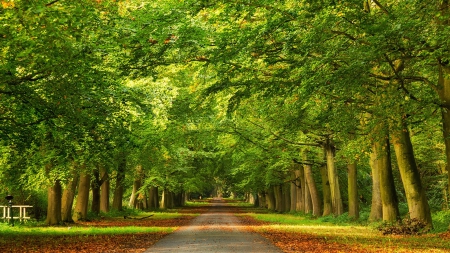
[145,198,282,253]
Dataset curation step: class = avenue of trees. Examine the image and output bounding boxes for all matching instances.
[1,0,450,230]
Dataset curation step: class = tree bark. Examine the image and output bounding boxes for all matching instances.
[294,166,305,212]
[91,169,101,215]
[100,167,110,213]
[347,162,359,219]
[325,138,344,216]
[436,2,450,226]
[391,118,432,228]
[375,130,400,223]
[320,163,332,216]
[161,189,174,209]
[46,180,62,225]
[266,188,276,211]
[258,191,267,208]
[274,185,284,212]
[304,163,321,217]
[304,174,312,214]
[369,147,383,221]
[73,173,90,222]
[129,165,143,209]
[148,186,159,209]
[290,172,297,211]
[61,173,78,222]
[283,183,291,212]
[438,64,450,204]
[112,153,126,211]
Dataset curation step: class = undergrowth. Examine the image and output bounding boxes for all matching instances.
[377,218,428,235]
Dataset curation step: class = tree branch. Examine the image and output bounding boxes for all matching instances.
[46,0,60,6]
[372,0,390,15]
[246,119,321,147]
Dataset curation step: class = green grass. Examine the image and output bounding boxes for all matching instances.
[0,222,174,237]
[184,201,210,207]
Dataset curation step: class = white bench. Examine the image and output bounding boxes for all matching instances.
[0,205,33,221]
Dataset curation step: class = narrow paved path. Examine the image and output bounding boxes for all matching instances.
[145,198,282,253]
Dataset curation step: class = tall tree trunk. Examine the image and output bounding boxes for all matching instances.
[91,168,101,215]
[294,166,305,212]
[100,167,110,213]
[325,138,344,216]
[258,191,267,208]
[128,180,141,208]
[391,118,432,228]
[347,162,359,219]
[290,171,297,211]
[148,186,159,209]
[92,166,109,215]
[46,180,62,225]
[437,0,450,211]
[304,175,312,214]
[61,173,78,222]
[274,185,284,212]
[320,163,332,216]
[369,146,382,221]
[266,188,276,211]
[304,163,321,217]
[112,153,126,211]
[375,129,400,223]
[129,165,143,209]
[73,173,91,222]
[283,183,291,212]
[161,189,174,209]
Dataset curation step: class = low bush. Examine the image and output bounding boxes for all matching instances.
[377,217,428,235]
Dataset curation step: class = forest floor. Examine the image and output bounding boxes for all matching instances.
[1,199,450,252]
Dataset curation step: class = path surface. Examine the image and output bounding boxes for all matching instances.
[144,198,282,253]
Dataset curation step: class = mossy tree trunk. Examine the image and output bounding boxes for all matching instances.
[391,118,432,228]
[46,180,62,225]
[148,186,159,209]
[294,165,305,212]
[369,146,382,221]
[347,162,359,219]
[61,171,78,222]
[112,153,126,211]
[375,127,400,223]
[325,138,343,216]
[266,188,276,211]
[303,155,320,217]
[100,167,110,213]
[320,162,332,216]
[73,173,90,222]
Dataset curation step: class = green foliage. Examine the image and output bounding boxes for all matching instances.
[431,211,450,233]
[1,0,450,232]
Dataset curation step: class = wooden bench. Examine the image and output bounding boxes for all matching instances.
[0,205,33,221]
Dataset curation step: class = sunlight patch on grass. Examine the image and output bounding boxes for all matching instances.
[184,201,210,207]
[0,224,175,237]
[244,213,319,225]
[255,223,373,237]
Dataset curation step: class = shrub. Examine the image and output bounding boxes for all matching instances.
[377,217,428,235]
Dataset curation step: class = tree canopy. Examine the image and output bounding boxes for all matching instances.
[1,0,450,228]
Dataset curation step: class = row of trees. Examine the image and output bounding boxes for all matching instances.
[193,0,450,230]
[1,0,450,230]
[0,0,222,225]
